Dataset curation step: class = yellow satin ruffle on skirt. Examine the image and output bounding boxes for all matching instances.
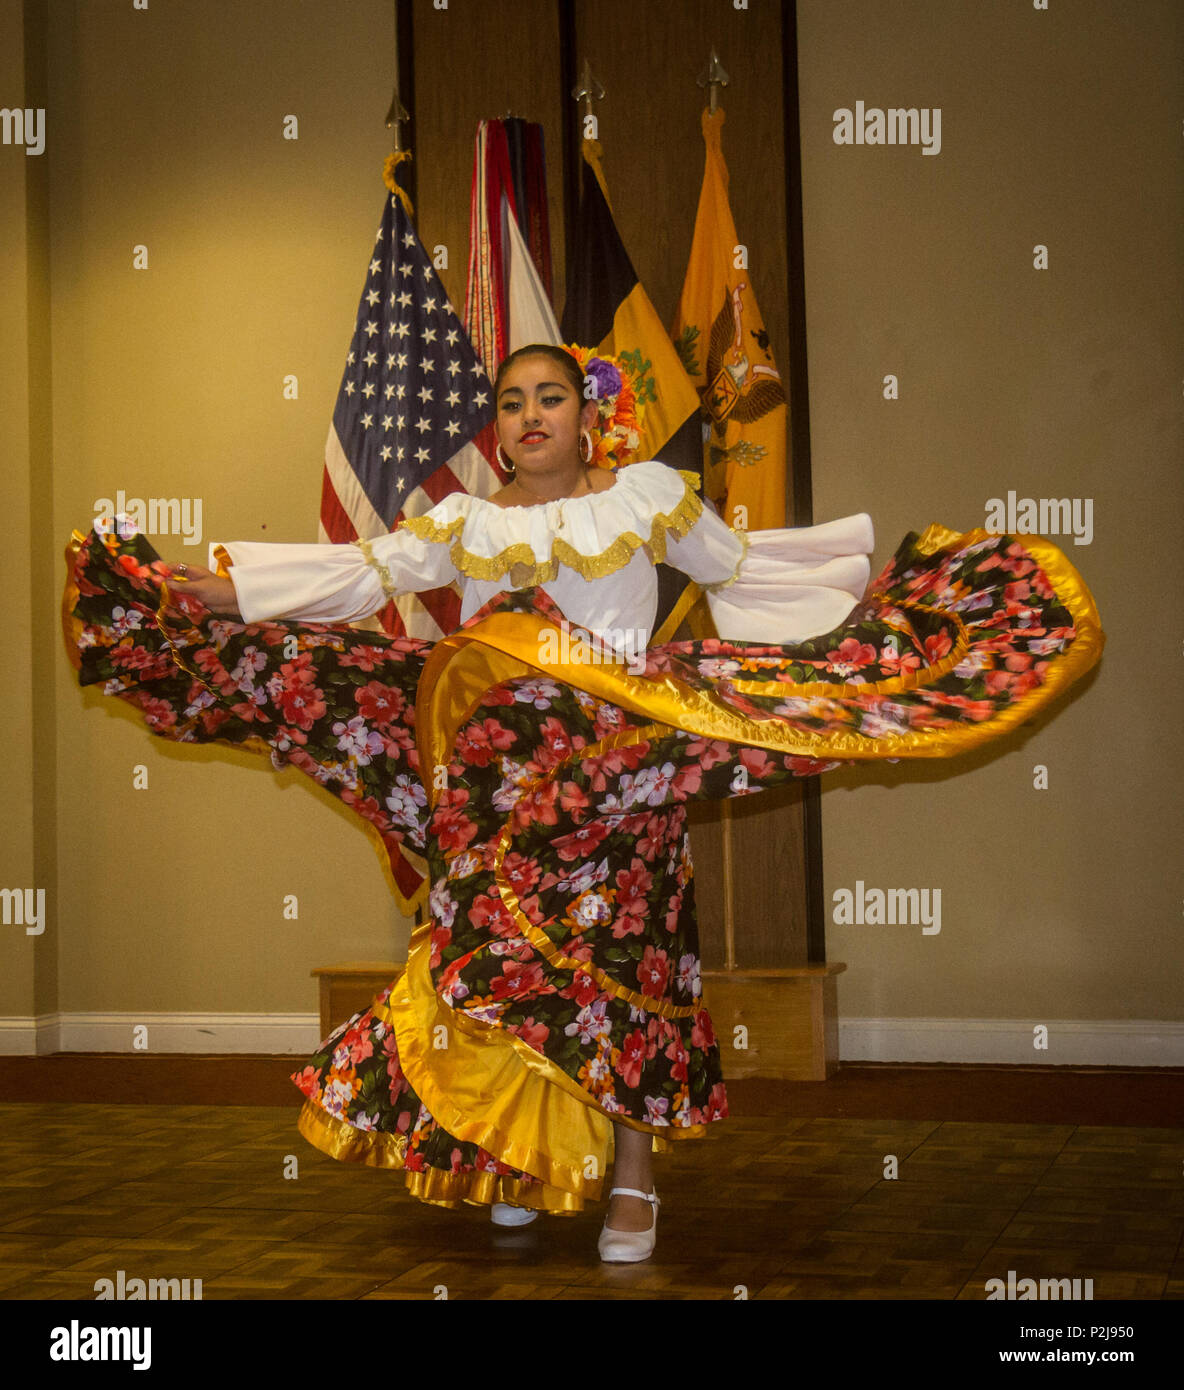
[297,919,691,1213]
[414,525,1105,808]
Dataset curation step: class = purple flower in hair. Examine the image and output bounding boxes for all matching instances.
[585,357,622,403]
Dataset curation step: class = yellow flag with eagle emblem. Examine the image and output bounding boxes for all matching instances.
[672,107,788,530]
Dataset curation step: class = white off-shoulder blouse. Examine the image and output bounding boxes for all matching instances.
[213,460,874,649]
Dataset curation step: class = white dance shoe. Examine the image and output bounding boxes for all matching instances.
[490,1202,539,1227]
[597,1186,660,1262]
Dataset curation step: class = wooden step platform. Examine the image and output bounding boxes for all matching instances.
[312,960,846,1080]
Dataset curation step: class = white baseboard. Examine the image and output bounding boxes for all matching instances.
[0,1012,324,1057]
[839,1018,1184,1066]
[0,1013,1181,1066]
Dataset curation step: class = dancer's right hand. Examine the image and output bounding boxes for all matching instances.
[164,563,242,618]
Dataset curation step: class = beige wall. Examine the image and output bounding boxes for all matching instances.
[1,0,40,1024]
[2,0,1179,1049]
[799,0,1182,1024]
[4,0,414,1029]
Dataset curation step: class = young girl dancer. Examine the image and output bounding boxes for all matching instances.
[63,343,1104,1262]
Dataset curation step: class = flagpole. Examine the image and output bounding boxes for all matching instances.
[558,0,578,264]
[386,0,416,210]
[572,58,604,125]
[781,0,827,964]
[697,47,729,115]
[384,92,408,151]
[720,803,737,970]
[386,0,422,931]
[694,45,738,970]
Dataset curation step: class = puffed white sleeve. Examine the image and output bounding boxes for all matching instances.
[210,523,459,625]
[663,500,875,642]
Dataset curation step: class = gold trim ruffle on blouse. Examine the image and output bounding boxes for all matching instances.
[350,535,398,600]
[387,468,705,586]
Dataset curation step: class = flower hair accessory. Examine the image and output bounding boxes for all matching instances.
[562,343,654,470]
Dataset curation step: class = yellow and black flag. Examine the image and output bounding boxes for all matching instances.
[673,107,788,530]
[560,138,704,480]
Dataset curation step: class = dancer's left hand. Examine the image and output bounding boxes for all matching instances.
[165,563,242,617]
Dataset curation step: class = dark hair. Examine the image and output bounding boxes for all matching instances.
[493,343,585,403]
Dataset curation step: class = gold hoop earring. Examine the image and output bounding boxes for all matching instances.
[496,442,515,475]
[578,430,593,464]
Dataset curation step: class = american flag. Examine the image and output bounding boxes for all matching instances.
[318,184,503,640]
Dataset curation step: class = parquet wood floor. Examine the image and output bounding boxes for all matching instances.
[0,1102,1180,1300]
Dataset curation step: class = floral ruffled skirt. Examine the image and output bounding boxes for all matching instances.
[62,519,1103,1213]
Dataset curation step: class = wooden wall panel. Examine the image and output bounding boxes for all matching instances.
[410,0,813,977]
[412,0,567,320]
[572,2,810,976]
[690,786,811,971]
[573,0,790,378]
